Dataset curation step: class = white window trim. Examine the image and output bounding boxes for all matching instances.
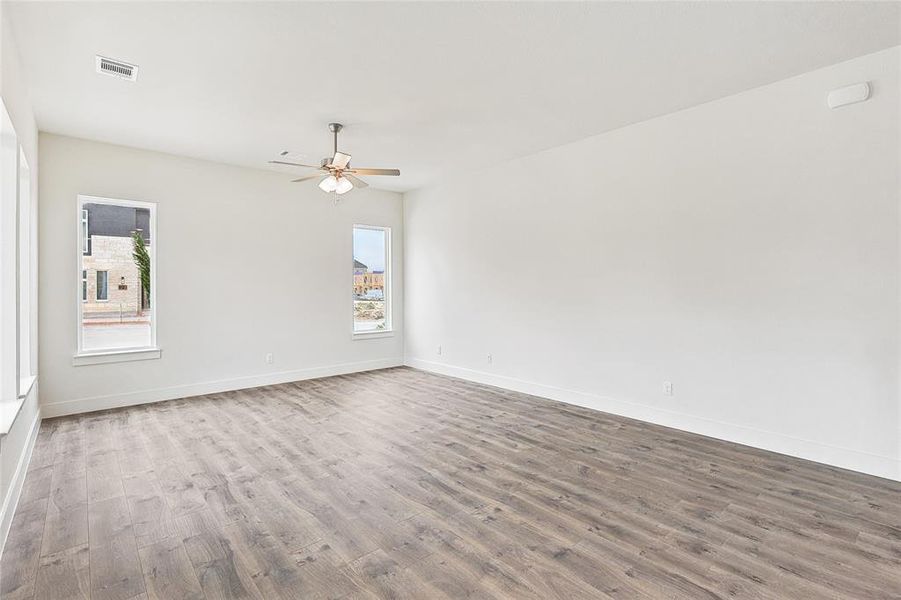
[73,347,161,367]
[1,100,36,436]
[352,224,393,339]
[18,375,36,399]
[16,145,35,399]
[4,347,33,437]
[353,330,395,340]
[0,395,24,437]
[75,194,159,363]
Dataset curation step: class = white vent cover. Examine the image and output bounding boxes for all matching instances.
[95,56,139,81]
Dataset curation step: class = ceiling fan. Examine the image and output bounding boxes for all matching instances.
[269,123,400,196]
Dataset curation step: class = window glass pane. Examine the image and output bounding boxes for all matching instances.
[80,200,153,351]
[18,148,32,383]
[82,209,89,254]
[1,101,15,413]
[96,271,108,300]
[353,226,389,332]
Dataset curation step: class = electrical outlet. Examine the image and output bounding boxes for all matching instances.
[265,353,274,365]
[437,345,442,356]
[487,354,493,365]
[663,381,673,396]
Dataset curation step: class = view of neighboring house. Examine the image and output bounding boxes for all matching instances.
[353,257,387,331]
[82,202,150,317]
[353,259,384,299]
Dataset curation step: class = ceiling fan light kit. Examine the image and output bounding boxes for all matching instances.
[335,176,353,194]
[318,174,338,193]
[271,123,400,199]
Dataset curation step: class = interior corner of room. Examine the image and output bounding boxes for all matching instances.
[0,2,899,599]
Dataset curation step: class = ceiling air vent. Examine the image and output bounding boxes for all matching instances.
[95,56,139,81]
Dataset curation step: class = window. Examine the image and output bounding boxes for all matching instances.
[353,225,391,334]
[1,101,19,433]
[96,271,109,301]
[17,147,35,397]
[77,195,157,358]
[81,209,89,254]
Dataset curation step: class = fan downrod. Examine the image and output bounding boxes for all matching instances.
[328,123,343,157]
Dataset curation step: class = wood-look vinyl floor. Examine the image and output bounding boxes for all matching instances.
[2,367,899,600]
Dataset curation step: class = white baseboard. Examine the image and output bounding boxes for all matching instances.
[42,357,404,419]
[0,406,41,558]
[406,357,901,482]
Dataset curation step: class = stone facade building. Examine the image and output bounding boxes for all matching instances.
[82,203,150,319]
[353,259,385,298]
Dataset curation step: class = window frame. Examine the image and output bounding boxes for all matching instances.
[1,99,21,434]
[352,224,392,338]
[16,146,35,399]
[75,194,159,363]
[81,209,89,254]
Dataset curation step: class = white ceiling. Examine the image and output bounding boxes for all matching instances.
[8,1,901,192]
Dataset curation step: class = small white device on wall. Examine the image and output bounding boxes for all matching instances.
[827,82,870,109]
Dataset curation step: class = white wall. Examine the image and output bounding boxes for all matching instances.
[39,134,404,417]
[0,8,41,553]
[405,47,901,481]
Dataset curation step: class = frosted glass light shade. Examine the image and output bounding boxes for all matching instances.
[319,175,338,192]
[335,176,353,195]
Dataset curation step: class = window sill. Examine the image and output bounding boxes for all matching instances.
[73,347,161,366]
[353,330,394,340]
[0,395,26,437]
[18,375,37,399]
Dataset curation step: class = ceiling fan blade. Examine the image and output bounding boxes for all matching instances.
[269,160,323,169]
[348,168,400,176]
[344,174,369,189]
[291,173,323,183]
[331,151,352,169]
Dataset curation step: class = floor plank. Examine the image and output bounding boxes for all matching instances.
[137,537,205,600]
[0,498,48,600]
[33,544,91,600]
[87,496,146,600]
